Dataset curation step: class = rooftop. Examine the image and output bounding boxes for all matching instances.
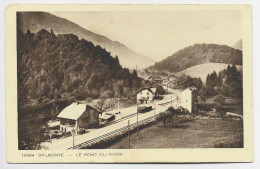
[57,102,98,120]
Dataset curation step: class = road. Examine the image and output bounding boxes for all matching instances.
[41,94,179,150]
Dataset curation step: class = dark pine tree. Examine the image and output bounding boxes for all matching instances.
[217,73,223,87]
[133,69,138,77]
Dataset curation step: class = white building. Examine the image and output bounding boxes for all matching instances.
[179,86,198,113]
[137,87,157,103]
[169,77,175,81]
[166,77,177,89]
[162,79,169,86]
[57,102,100,134]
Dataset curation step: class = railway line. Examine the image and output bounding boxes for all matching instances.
[68,116,155,149]
[41,94,177,150]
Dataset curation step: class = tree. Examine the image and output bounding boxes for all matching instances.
[198,87,207,104]
[115,55,120,65]
[217,73,223,87]
[206,71,218,88]
[176,75,202,89]
[133,69,138,77]
[96,96,110,113]
[50,28,55,35]
[26,29,31,36]
[225,65,240,85]
[156,85,166,95]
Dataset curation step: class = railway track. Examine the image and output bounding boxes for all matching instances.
[105,112,138,126]
[67,99,174,150]
[67,116,155,150]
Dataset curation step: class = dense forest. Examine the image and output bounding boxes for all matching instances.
[17,29,143,149]
[202,65,243,99]
[18,29,142,107]
[149,43,242,73]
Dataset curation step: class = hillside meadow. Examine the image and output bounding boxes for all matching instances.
[175,63,242,83]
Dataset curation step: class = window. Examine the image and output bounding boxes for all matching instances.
[147,92,149,95]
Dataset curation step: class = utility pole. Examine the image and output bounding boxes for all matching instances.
[171,95,172,107]
[154,101,156,120]
[177,96,179,107]
[117,100,120,113]
[136,103,139,138]
[128,120,130,149]
[72,126,75,147]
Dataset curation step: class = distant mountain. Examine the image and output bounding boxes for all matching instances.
[175,63,242,83]
[149,43,242,73]
[17,12,154,69]
[233,39,242,50]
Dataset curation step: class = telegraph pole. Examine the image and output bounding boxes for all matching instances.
[171,95,172,107]
[177,96,179,107]
[72,126,75,147]
[128,120,130,149]
[154,101,156,120]
[117,100,119,111]
[136,103,139,138]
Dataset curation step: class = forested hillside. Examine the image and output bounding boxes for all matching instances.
[149,43,242,73]
[17,29,142,111]
[17,29,145,149]
[17,12,154,69]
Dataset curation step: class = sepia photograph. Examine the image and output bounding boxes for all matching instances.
[5,4,253,163]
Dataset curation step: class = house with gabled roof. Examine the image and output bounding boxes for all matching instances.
[136,87,157,104]
[57,102,100,134]
[166,77,177,89]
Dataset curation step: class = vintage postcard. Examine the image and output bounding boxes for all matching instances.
[5,4,253,163]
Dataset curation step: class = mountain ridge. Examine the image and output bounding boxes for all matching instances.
[232,39,242,50]
[17,12,155,69]
[148,43,242,73]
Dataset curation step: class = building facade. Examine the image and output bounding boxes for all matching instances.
[179,87,198,113]
[57,102,100,134]
[137,87,157,104]
[166,77,177,89]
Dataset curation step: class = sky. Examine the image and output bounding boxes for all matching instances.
[51,10,242,61]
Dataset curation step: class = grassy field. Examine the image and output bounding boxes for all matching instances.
[175,63,242,83]
[106,116,243,149]
[202,96,243,115]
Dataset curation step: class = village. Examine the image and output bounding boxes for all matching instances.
[41,76,201,150]
[13,10,245,151]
